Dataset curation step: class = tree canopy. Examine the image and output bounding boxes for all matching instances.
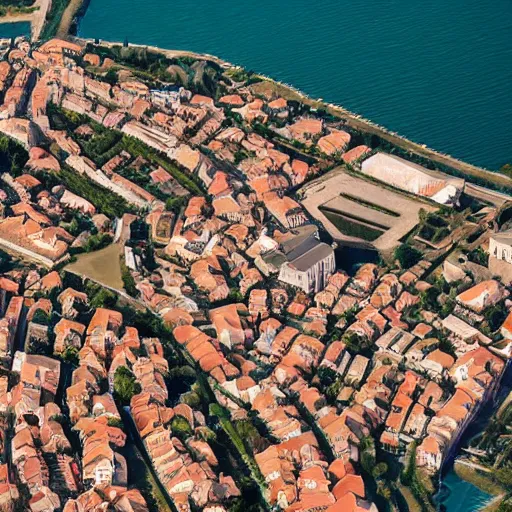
[113,366,141,405]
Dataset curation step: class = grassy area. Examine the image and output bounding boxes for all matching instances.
[57,167,133,218]
[209,403,268,501]
[66,243,124,289]
[454,461,506,496]
[124,443,172,512]
[400,443,437,512]
[0,5,37,16]
[397,483,423,512]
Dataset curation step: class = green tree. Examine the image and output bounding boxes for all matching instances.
[83,233,113,253]
[372,462,388,479]
[467,247,489,266]
[228,288,244,302]
[361,450,376,473]
[90,288,117,309]
[107,417,124,429]
[395,244,422,269]
[376,481,392,500]
[343,331,371,354]
[497,497,512,512]
[484,303,508,332]
[495,465,512,489]
[31,309,50,326]
[317,366,338,387]
[113,366,141,405]
[235,419,269,453]
[420,286,441,311]
[165,196,187,213]
[170,416,193,439]
[104,68,118,85]
[499,163,512,178]
[401,442,417,485]
[120,258,137,297]
[438,337,456,358]
[61,345,79,366]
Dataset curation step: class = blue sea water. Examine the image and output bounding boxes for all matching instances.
[0,22,30,38]
[79,0,512,171]
[438,468,491,512]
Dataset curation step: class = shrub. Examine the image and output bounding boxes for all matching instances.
[180,391,201,408]
[31,309,50,326]
[49,414,66,424]
[395,244,422,269]
[467,247,489,267]
[343,331,371,354]
[83,233,113,253]
[235,419,269,453]
[90,288,117,309]
[61,345,79,365]
[420,286,441,312]
[373,462,388,479]
[58,167,132,218]
[165,196,187,213]
[0,135,28,176]
[170,416,193,439]
[317,366,337,387]
[120,258,137,297]
[499,163,512,178]
[113,367,141,406]
[438,337,456,359]
[107,417,124,429]
[485,303,508,332]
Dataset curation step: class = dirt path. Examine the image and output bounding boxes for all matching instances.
[65,243,124,289]
[56,0,83,39]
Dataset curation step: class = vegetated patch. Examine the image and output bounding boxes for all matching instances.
[41,0,71,40]
[121,134,204,196]
[122,443,172,512]
[339,192,401,217]
[417,212,450,244]
[83,43,223,98]
[0,134,28,176]
[58,167,133,218]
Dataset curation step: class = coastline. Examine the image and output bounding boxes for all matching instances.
[0,13,33,24]
[453,460,505,497]
[0,0,50,40]
[72,34,512,195]
[56,0,90,39]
